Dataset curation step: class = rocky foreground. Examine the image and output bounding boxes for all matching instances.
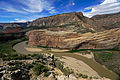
[0,53,111,80]
[27,28,120,50]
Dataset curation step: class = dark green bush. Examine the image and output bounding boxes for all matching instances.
[30,54,43,59]
[33,63,49,75]
[82,74,88,78]
[44,72,51,77]
[78,73,83,77]
[8,66,18,71]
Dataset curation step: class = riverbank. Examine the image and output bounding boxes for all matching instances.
[13,41,119,80]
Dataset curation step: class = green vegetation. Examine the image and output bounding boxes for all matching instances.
[68,49,120,53]
[0,37,29,60]
[77,73,88,79]
[44,72,51,77]
[98,52,113,62]
[29,54,43,59]
[33,63,49,76]
[55,60,73,76]
[8,61,33,72]
[94,51,120,78]
[8,61,23,71]
[8,61,22,66]
[8,66,18,71]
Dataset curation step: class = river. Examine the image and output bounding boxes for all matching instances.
[13,41,119,80]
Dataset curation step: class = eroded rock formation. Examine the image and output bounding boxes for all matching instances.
[27,28,120,50]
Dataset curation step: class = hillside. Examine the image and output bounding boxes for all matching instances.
[27,12,96,33]
[0,23,28,29]
[1,12,120,34]
[27,12,120,33]
[91,12,120,30]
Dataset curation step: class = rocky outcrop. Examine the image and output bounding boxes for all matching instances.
[0,53,57,80]
[27,28,120,50]
[57,74,77,80]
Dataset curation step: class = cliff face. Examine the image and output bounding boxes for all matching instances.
[27,12,84,27]
[27,12,96,33]
[27,28,120,50]
[91,13,120,30]
[27,29,80,48]
[27,12,120,33]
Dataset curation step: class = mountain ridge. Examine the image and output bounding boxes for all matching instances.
[0,12,120,33]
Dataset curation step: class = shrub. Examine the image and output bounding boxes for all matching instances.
[44,72,51,77]
[63,67,74,76]
[55,61,73,76]
[82,74,88,78]
[8,66,18,71]
[78,73,83,77]
[30,54,43,59]
[77,73,88,79]
[33,63,49,75]
[8,61,22,66]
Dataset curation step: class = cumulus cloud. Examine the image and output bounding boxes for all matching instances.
[83,0,120,18]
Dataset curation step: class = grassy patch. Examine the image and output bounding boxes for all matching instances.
[97,52,114,62]
[29,54,43,59]
[94,51,120,78]
[0,37,28,60]
[68,49,120,53]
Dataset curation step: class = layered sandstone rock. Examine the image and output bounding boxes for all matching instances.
[27,28,120,50]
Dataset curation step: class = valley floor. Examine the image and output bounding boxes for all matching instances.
[13,41,119,80]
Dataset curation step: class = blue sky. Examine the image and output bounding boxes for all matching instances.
[0,0,120,23]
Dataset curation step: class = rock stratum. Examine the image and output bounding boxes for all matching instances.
[27,28,120,50]
[27,12,96,33]
[27,12,120,32]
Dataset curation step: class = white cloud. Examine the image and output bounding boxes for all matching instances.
[83,0,120,18]
[21,0,51,13]
[10,15,46,23]
[10,18,27,23]
[0,1,27,14]
[0,0,56,14]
